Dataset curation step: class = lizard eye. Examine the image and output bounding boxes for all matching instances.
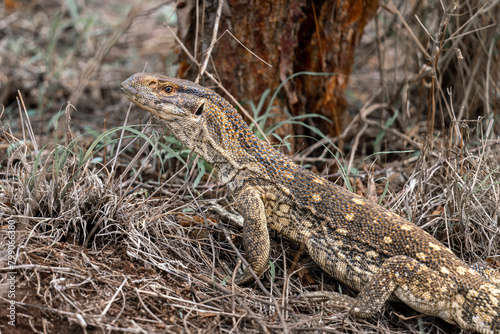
[164,86,174,93]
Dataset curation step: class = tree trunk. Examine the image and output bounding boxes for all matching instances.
[177,0,378,153]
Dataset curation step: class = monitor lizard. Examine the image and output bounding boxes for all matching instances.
[121,72,500,334]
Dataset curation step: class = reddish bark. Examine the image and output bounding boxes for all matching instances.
[177,0,378,153]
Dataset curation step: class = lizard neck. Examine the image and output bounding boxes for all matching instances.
[161,98,273,184]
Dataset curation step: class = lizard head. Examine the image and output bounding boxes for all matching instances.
[121,72,207,121]
[121,73,267,180]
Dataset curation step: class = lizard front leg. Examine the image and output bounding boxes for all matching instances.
[233,185,270,284]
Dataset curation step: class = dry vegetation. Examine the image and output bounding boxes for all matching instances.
[1,0,500,333]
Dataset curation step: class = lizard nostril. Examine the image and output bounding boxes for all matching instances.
[148,81,157,89]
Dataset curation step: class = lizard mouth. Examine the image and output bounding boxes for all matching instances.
[120,81,138,100]
[121,85,159,116]
[120,87,133,99]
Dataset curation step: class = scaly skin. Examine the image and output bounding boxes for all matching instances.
[121,72,500,333]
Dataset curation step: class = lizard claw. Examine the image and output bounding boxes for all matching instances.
[234,265,258,285]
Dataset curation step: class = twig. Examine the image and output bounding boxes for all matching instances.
[221,227,289,334]
[385,0,430,59]
[193,273,271,334]
[102,277,128,316]
[70,5,141,105]
[219,30,272,68]
[197,0,224,82]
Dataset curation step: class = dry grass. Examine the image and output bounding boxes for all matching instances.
[1,0,500,333]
